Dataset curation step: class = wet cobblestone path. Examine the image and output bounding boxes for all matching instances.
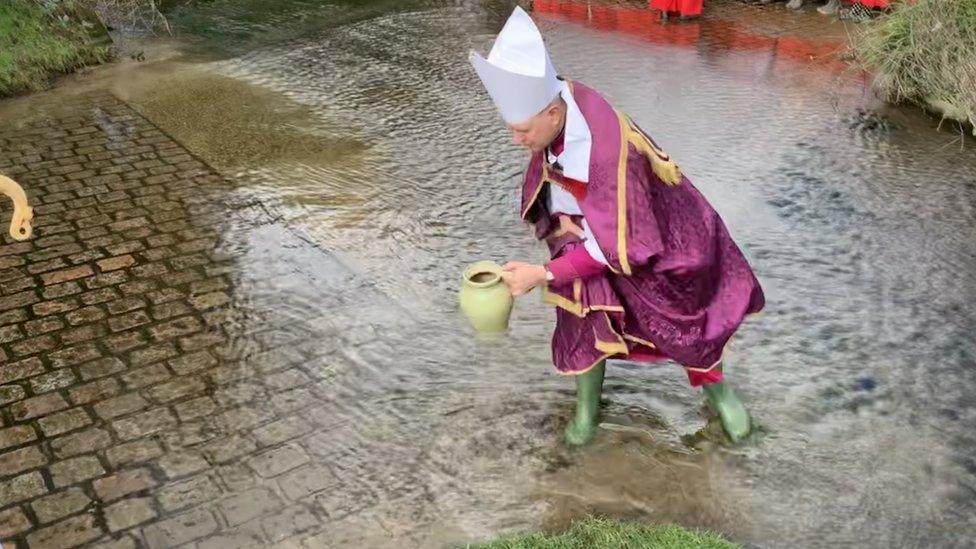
[0,94,384,548]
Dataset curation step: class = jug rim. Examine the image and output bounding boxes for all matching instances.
[463,261,503,288]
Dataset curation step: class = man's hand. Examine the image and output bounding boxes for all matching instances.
[501,261,547,297]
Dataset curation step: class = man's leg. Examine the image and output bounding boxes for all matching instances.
[688,365,751,443]
[817,0,842,14]
[565,361,606,446]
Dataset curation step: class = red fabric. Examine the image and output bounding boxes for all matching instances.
[550,172,587,202]
[650,0,702,17]
[627,352,724,386]
[546,246,608,285]
[846,0,916,7]
[548,131,590,200]
[553,176,586,201]
[686,367,724,387]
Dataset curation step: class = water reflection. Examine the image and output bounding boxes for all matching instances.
[168,0,976,545]
[3,0,975,546]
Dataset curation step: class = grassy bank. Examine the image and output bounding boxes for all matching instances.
[854,0,976,132]
[0,0,113,97]
[470,517,740,549]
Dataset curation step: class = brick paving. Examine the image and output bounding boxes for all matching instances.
[0,94,387,548]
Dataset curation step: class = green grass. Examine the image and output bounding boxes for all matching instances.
[0,0,112,96]
[469,517,740,549]
[853,0,976,131]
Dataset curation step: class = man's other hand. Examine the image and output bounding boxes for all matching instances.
[501,262,547,297]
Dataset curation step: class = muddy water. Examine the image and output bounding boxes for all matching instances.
[4,0,976,547]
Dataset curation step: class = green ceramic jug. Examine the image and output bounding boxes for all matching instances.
[459,260,514,334]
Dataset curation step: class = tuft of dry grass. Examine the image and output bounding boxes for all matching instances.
[0,0,112,96]
[853,0,976,132]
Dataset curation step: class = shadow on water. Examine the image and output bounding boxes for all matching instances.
[4,0,976,547]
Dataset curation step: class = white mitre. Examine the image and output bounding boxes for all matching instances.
[469,6,562,124]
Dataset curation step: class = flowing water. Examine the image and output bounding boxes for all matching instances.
[2,0,976,547]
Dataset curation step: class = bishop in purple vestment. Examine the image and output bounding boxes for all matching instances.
[470,7,763,445]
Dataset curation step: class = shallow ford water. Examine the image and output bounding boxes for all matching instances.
[3,0,976,547]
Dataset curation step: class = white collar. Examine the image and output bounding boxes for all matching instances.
[547,80,591,183]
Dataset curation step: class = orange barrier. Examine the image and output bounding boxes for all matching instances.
[533,0,854,74]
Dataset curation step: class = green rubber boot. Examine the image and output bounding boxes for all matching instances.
[702,381,751,443]
[564,361,606,446]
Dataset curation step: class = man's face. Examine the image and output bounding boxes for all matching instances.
[508,104,562,153]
